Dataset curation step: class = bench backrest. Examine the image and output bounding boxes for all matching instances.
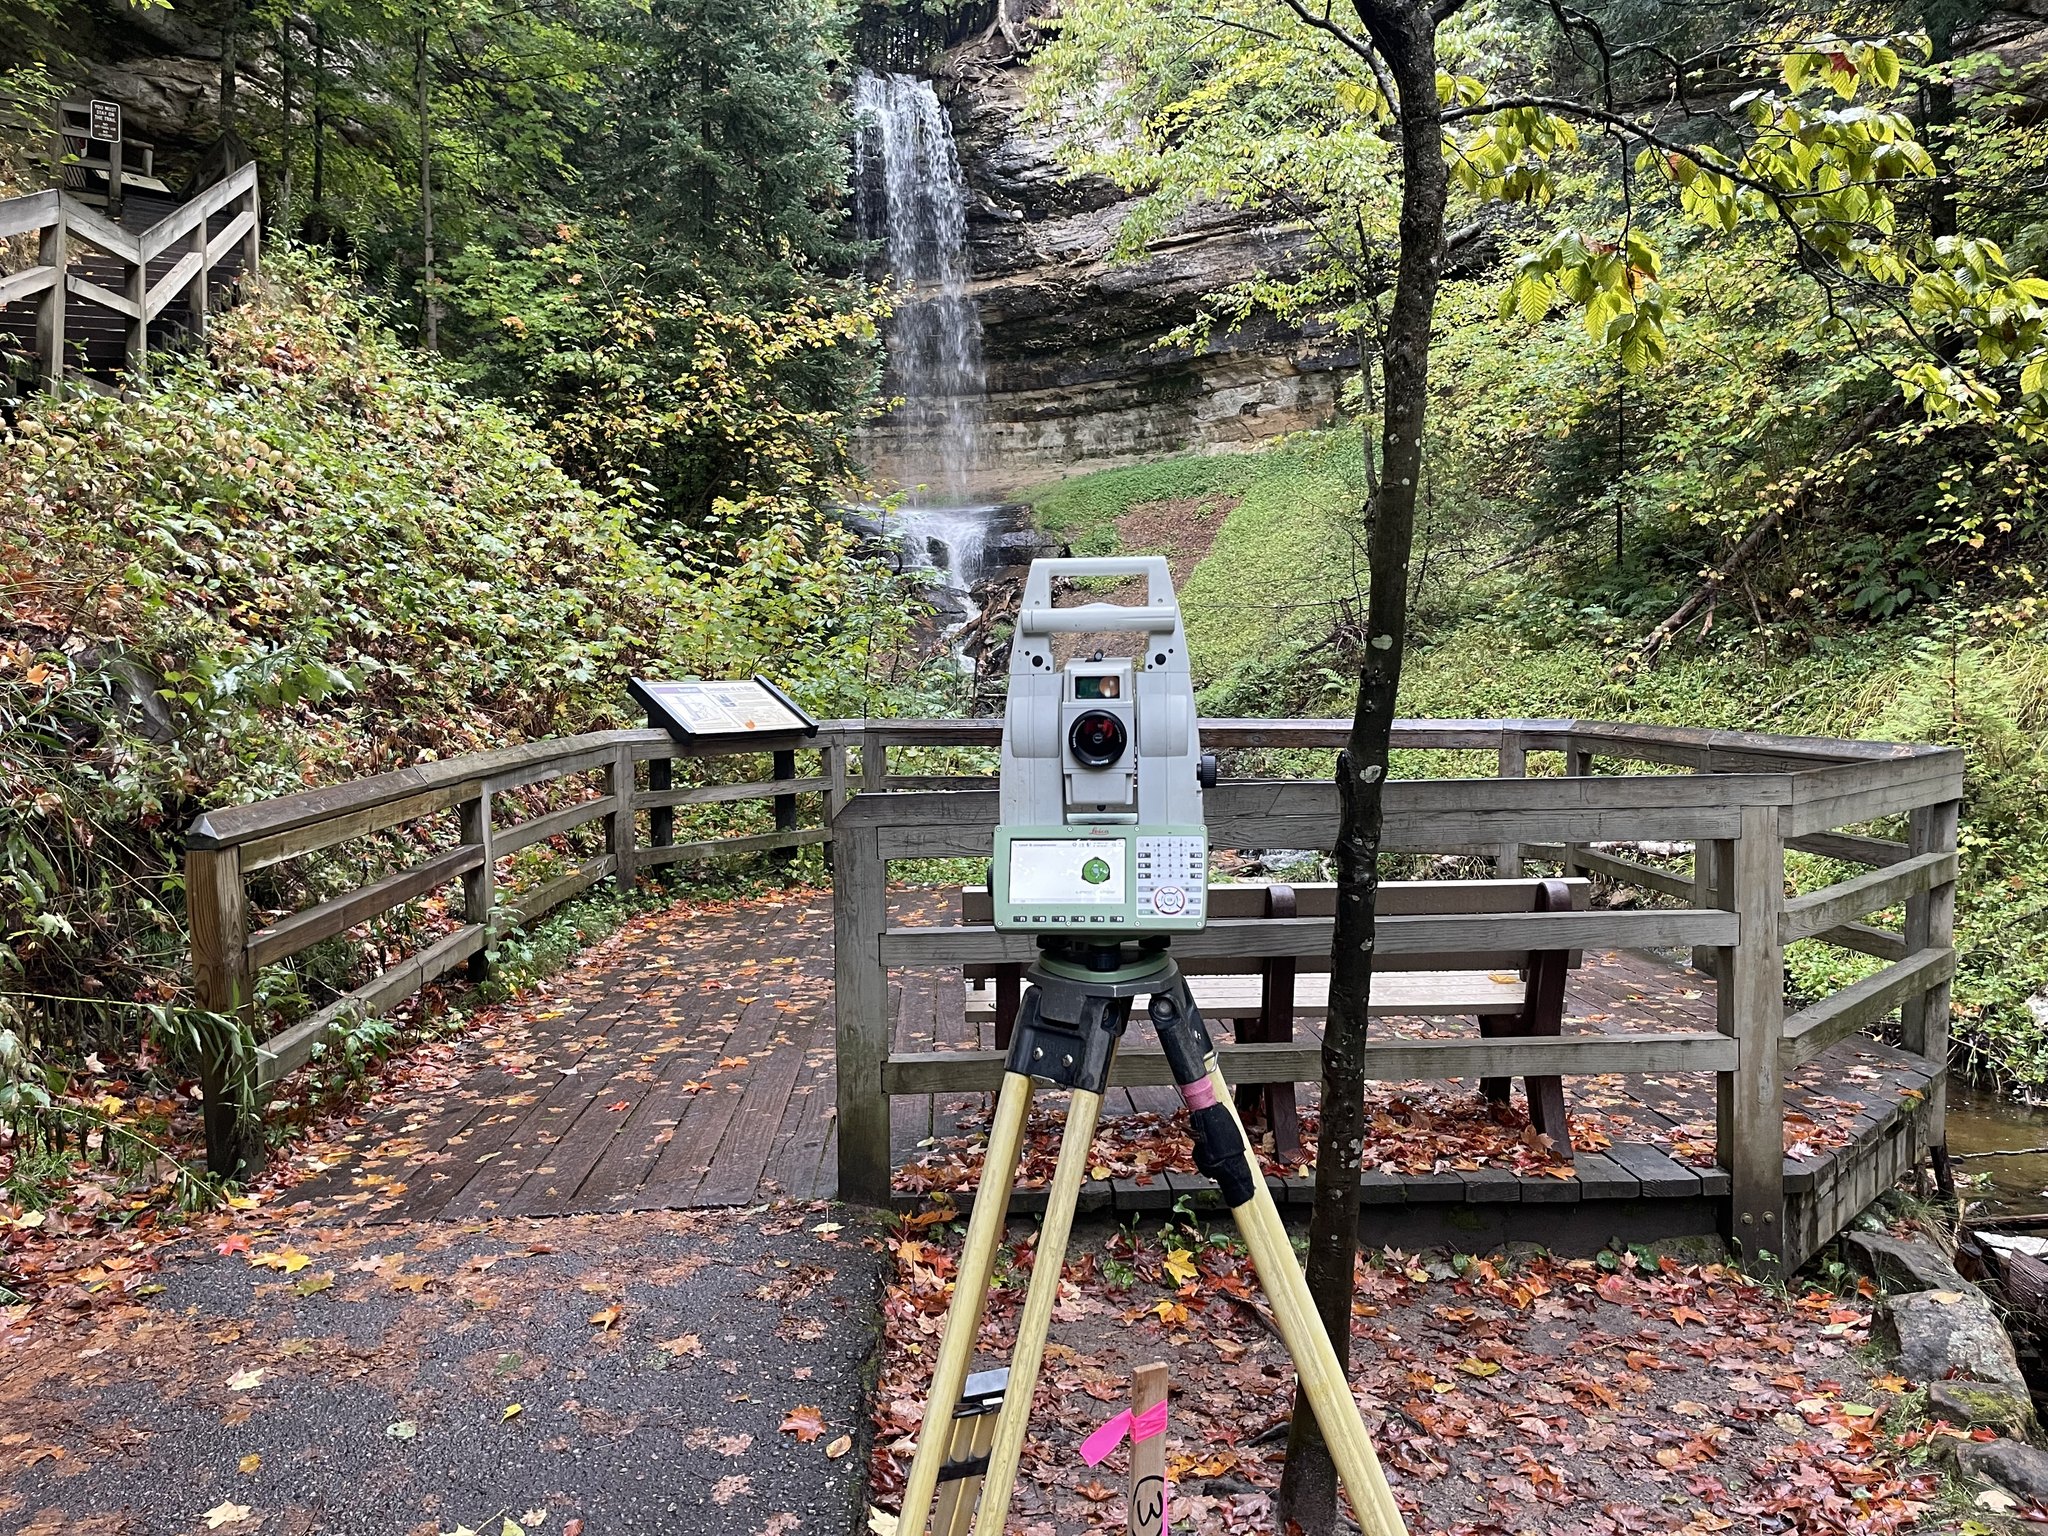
[959,878,1590,975]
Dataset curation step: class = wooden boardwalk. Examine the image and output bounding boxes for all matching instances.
[297,889,1935,1258]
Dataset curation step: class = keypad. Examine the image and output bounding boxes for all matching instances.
[1135,835,1206,922]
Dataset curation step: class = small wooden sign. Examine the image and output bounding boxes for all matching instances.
[87,98,121,143]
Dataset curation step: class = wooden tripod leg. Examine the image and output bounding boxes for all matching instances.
[893,1072,1035,1536]
[1204,1062,1409,1536]
[971,1086,1107,1536]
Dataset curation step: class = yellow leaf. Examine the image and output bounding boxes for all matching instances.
[238,1453,261,1474]
[1456,1357,1501,1378]
[203,1503,252,1530]
[588,1304,622,1330]
[502,1403,523,1422]
[1162,1248,1199,1286]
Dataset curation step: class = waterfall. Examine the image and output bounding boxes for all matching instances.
[851,70,986,508]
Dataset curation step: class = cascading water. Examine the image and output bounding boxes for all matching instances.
[851,69,1001,629]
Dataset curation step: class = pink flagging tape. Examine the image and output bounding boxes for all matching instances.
[1079,1399,1169,1465]
[1181,1078,1217,1110]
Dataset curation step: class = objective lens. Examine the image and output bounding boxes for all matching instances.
[1069,710,1128,769]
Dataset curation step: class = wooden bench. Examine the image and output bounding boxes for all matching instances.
[960,878,1589,1162]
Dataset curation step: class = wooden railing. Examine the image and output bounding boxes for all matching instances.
[0,162,259,386]
[829,718,1964,1272]
[183,721,862,1172]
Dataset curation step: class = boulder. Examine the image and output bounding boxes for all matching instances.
[1930,1379,2039,1439]
[1957,1437,2048,1505]
[1843,1230,1980,1299]
[1875,1288,2031,1394]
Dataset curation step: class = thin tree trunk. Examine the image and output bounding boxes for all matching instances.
[416,24,438,351]
[1276,3,1447,1530]
[1921,0,1965,242]
[278,16,295,226]
[220,1,241,133]
[311,15,327,215]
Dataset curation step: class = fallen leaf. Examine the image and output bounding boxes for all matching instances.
[658,1332,703,1358]
[387,1421,418,1440]
[238,1453,261,1474]
[1456,1358,1501,1378]
[711,1474,752,1505]
[589,1305,622,1330]
[1162,1248,1199,1285]
[227,1367,264,1391]
[204,1503,252,1530]
[502,1403,523,1422]
[291,1274,334,1298]
[780,1404,826,1443]
[826,1433,852,1459]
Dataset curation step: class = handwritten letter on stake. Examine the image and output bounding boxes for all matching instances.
[1079,1361,1169,1536]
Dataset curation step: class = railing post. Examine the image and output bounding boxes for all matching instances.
[1691,840,1721,978]
[460,789,493,982]
[772,747,798,869]
[1495,730,1526,877]
[646,756,675,850]
[123,245,147,375]
[1562,740,1594,878]
[606,747,637,892]
[1902,797,1961,1160]
[1717,801,1786,1272]
[861,729,888,795]
[187,845,260,1177]
[35,211,65,387]
[833,819,892,1206]
[186,209,210,339]
[239,179,261,276]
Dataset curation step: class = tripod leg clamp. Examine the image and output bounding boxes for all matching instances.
[1186,1092,1257,1208]
[1149,991,1258,1208]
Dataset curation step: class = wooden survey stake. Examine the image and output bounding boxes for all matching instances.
[1130,1362,1168,1536]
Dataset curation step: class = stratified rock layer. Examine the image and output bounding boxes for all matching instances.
[862,61,1353,498]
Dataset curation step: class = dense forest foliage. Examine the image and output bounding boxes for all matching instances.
[0,0,931,1189]
[1016,0,2048,1099]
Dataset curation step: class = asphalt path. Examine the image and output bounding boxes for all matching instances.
[1,1205,885,1536]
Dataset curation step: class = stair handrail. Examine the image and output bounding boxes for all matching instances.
[0,160,260,389]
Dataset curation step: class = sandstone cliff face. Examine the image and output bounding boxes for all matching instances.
[864,58,1353,499]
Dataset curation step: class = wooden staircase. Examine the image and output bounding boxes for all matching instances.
[0,161,260,398]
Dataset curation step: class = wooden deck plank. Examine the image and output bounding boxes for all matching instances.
[282,888,1933,1268]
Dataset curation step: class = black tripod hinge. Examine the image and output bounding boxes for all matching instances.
[1004,982,1129,1094]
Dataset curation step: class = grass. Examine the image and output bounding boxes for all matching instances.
[1017,430,2048,1090]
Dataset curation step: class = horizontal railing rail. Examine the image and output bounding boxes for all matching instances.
[827,716,1963,1276]
[181,710,1963,1273]
[183,720,862,1173]
[0,162,260,387]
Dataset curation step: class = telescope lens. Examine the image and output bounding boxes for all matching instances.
[1069,710,1128,769]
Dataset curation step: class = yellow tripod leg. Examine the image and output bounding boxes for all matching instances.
[970,1084,1105,1536]
[1205,1059,1409,1536]
[894,1070,1036,1536]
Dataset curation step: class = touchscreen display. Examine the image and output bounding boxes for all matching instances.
[1008,839,1126,905]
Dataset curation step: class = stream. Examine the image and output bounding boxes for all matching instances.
[1950,1083,2048,1218]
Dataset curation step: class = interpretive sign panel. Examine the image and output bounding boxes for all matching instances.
[628,676,817,742]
